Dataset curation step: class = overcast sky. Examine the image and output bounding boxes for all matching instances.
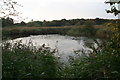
[15,0,118,22]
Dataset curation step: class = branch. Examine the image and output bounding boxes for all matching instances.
[105,1,120,5]
[0,0,22,18]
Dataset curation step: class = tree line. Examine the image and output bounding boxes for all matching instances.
[2,17,115,27]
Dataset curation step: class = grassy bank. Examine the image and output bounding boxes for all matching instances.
[2,25,109,40]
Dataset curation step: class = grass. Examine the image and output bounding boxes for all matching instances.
[2,25,108,40]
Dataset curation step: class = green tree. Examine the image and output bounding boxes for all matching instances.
[2,17,14,27]
[105,0,120,16]
[20,21,26,26]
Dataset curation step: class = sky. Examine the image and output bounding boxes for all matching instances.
[15,0,118,22]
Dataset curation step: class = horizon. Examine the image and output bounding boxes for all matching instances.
[11,17,117,23]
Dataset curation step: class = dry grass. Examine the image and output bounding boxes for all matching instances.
[2,26,69,31]
[3,25,105,31]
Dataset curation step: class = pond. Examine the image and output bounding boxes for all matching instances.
[11,34,100,61]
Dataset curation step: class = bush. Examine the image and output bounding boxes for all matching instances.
[67,28,80,36]
[67,26,97,37]
[2,40,61,79]
[66,23,120,79]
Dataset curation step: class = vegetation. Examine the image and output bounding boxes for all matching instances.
[62,2,120,79]
[3,23,117,40]
[105,0,120,16]
[2,27,70,39]
[2,40,61,78]
[2,22,120,79]
[0,0,20,17]
[67,25,97,37]
[1,17,113,27]
[2,0,120,79]
[2,17,119,40]
[66,21,120,79]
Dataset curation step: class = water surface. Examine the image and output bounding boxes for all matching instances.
[12,34,99,61]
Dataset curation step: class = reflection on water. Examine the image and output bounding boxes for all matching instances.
[12,34,99,61]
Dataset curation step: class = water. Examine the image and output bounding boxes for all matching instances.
[12,34,99,61]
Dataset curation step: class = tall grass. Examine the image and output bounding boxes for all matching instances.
[2,27,70,40]
[2,25,111,40]
[67,26,97,37]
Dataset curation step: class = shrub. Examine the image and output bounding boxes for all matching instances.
[67,28,80,36]
[2,40,61,79]
[66,23,120,79]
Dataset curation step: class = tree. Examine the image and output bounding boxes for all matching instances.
[27,21,42,27]
[15,21,26,26]
[2,17,14,27]
[60,19,67,26]
[105,0,120,16]
[0,0,21,18]
[84,20,95,26]
[75,19,85,25]
[20,21,26,26]
[95,18,108,25]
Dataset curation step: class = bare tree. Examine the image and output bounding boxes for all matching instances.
[0,0,21,18]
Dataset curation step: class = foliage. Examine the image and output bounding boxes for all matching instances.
[2,27,70,39]
[15,21,26,26]
[67,26,97,37]
[27,21,42,27]
[2,22,120,79]
[2,17,14,27]
[2,40,61,78]
[2,17,110,27]
[105,1,120,16]
[2,1,120,79]
[67,28,80,36]
[66,22,120,79]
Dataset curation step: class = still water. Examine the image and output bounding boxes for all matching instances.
[12,34,99,61]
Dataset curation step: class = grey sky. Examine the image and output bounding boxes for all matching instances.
[16,0,117,22]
